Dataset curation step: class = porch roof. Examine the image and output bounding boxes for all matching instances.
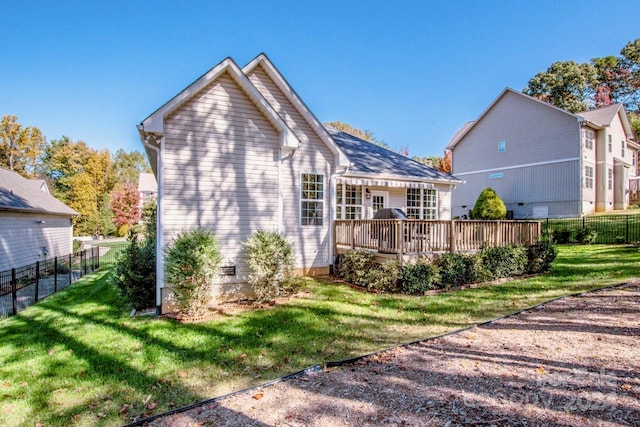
[327,128,461,185]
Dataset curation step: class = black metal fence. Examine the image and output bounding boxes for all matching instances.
[0,243,127,319]
[542,214,640,244]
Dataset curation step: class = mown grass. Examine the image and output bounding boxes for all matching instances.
[0,244,638,426]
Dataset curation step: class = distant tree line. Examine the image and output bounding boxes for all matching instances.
[0,114,151,236]
[523,38,640,138]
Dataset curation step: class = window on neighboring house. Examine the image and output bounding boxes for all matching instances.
[608,135,612,153]
[584,166,594,189]
[406,188,438,219]
[301,174,324,226]
[498,141,506,153]
[608,168,613,191]
[583,128,594,150]
[335,183,362,219]
[621,141,625,158]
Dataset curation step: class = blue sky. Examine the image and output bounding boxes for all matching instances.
[1,1,639,159]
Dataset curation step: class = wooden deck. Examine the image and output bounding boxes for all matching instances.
[334,219,541,264]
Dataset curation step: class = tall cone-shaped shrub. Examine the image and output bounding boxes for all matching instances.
[471,188,507,220]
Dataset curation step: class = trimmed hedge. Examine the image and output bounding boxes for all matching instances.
[336,240,558,294]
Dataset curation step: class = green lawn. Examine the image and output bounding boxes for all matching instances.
[0,244,638,426]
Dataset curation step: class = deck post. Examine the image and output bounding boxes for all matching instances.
[449,220,456,253]
[350,221,355,249]
[397,220,404,266]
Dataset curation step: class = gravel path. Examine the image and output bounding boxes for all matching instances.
[144,283,640,427]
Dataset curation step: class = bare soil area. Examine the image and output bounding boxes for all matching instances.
[145,283,640,426]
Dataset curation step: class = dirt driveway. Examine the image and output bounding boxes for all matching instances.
[145,283,640,426]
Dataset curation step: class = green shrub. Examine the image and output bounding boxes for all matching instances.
[434,253,473,288]
[244,230,297,303]
[73,239,83,254]
[470,188,506,220]
[165,229,221,317]
[615,236,626,244]
[337,250,378,287]
[526,240,558,274]
[553,228,572,244]
[110,231,156,310]
[576,227,598,244]
[399,259,440,294]
[367,260,401,292]
[481,245,527,279]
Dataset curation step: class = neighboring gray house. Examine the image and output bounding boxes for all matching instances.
[0,168,78,271]
[138,53,461,312]
[447,88,638,219]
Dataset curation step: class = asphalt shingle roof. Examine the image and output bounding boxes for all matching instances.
[0,168,77,216]
[326,127,458,182]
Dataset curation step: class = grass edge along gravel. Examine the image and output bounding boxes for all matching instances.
[0,244,638,426]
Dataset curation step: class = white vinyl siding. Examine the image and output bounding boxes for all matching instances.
[163,72,280,283]
[247,64,334,268]
[0,213,73,272]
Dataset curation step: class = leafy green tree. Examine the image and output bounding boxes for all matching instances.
[110,149,151,184]
[524,61,597,113]
[629,112,640,140]
[84,194,116,237]
[0,115,46,177]
[470,188,507,220]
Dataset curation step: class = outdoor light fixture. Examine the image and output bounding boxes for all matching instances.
[37,220,46,224]
[365,188,371,199]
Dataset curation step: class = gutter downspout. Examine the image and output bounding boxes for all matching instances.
[139,129,164,315]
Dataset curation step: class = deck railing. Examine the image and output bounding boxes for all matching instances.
[334,219,541,260]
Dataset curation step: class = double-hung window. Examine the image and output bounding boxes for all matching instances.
[406,188,438,219]
[584,166,594,189]
[608,168,613,191]
[622,141,626,158]
[301,174,324,226]
[584,128,594,150]
[335,183,362,219]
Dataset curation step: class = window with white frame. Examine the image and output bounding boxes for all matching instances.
[584,128,594,150]
[498,141,506,153]
[608,135,612,153]
[621,141,625,158]
[335,183,362,219]
[406,188,437,219]
[608,168,613,191]
[301,174,323,226]
[584,166,594,189]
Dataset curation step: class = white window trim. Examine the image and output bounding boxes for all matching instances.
[584,128,594,150]
[335,183,363,219]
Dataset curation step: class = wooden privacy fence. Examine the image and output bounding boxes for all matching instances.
[334,219,541,261]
